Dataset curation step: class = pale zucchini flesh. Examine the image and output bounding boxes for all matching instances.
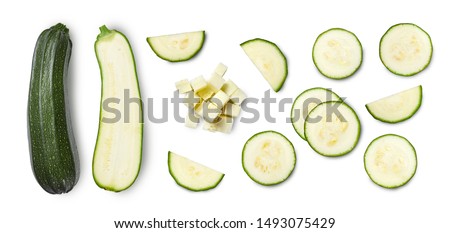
[291,87,341,140]
[366,85,422,123]
[241,38,288,92]
[364,134,417,188]
[313,28,363,79]
[168,152,224,191]
[93,26,143,192]
[379,23,432,76]
[242,131,296,186]
[305,101,361,157]
[147,31,205,62]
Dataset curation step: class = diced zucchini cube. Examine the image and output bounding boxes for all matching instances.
[208,73,225,91]
[194,100,205,117]
[196,84,216,100]
[210,90,230,108]
[185,112,200,129]
[183,91,201,108]
[230,88,247,105]
[191,76,208,93]
[203,121,218,132]
[214,63,228,77]
[221,79,239,96]
[175,79,192,94]
[215,115,234,133]
[203,115,233,133]
[203,101,221,122]
[223,102,241,117]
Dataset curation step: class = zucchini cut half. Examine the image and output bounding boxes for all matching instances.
[93,26,143,192]
[364,134,417,189]
[168,152,224,191]
[147,31,205,62]
[242,131,296,186]
[313,28,363,79]
[291,88,341,140]
[366,85,422,123]
[241,38,288,92]
[379,23,432,76]
[305,101,361,157]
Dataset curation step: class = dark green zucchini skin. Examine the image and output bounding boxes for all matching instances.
[27,23,79,194]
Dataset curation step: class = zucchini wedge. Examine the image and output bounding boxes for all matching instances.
[147,31,205,62]
[364,134,417,188]
[379,23,432,76]
[168,151,224,191]
[313,28,363,79]
[93,25,143,192]
[366,85,422,123]
[27,23,79,194]
[241,38,288,92]
[242,131,296,186]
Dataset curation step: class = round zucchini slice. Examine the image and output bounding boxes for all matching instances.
[379,23,432,76]
[242,131,296,186]
[313,28,363,79]
[364,134,417,188]
[291,87,341,140]
[305,101,361,157]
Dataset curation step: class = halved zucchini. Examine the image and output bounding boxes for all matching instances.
[241,38,288,92]
[379,23,432,76]
[168,151,224,191]
[313,28,363,79]
[364,134,417,188]
[291,87,341,140]
[93,25,143,192]
[147,31,205,62]
[242,131,296,186]
[305,101,361,157]
[366,85,422,123]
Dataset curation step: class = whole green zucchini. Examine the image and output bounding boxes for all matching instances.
[27,23,79,194]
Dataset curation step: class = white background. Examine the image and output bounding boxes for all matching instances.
[1,0,448,232]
